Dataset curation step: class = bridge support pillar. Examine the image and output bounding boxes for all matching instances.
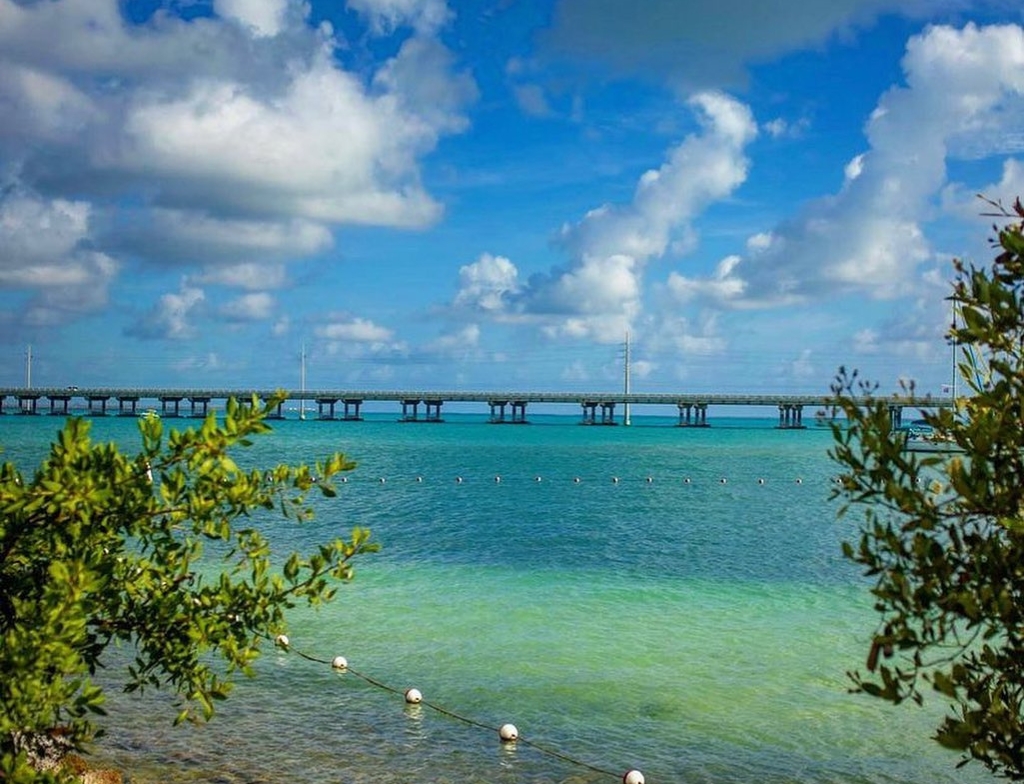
[424,400,443,422]
[190,397,210,418]
[401,399,443,422]
[160,397,182,417]
[677,403,690,426]
[343,399,363,421]
[512,401,528,424]
[264,399,284,419]
[581,401,616,425]
[88,396,109,416]
[18,396,40,415]
[601,402,616,424]
[581,401,597,425]
[48,395,70,416]
[677,403,709,427]
[489,400,507,423]
[118,397,138,416]
[777,404,806,429]
[491,400,529,423]
[889,405,903,430]
[317,398,338,420]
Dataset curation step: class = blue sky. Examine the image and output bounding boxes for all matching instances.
[2,0,1023,396]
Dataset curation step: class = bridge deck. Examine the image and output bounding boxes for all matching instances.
[0,386,952,408]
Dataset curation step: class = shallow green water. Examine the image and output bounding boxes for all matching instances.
[0,413,989,783]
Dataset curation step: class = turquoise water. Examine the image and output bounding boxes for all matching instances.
[0,413,989,783]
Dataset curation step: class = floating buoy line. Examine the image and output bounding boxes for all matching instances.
[334,474,817,486]
[268,633,645,784]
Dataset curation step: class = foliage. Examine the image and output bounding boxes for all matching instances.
[830,199,1024,779]
[0,395,378,781]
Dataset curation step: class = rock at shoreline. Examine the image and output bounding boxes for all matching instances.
[64,754,124,784]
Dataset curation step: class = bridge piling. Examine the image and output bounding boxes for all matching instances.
[777,403,806,429]
[889,405,903,430]
[48,395,70,416]
[677,403,709,427]
[401,399,420,422]
[0,387,953,427]
[88,396,109,416]
[343,399,363,421]
[317,398,337,420]
[160,396,182,418]
[190,397,210,418]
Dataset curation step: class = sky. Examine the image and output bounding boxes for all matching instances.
[2,0,1024,397]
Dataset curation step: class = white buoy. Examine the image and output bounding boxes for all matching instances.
[456,476,463,483]
[341,477,348,483]
[646,476,653,483]
[379,477,386,483]
[494,475,501,483]
[499,723,518,742]
[416,476,423,483]
[757,478,765,485]
[275,634,290,649]
[795,477,803,484]
[404,688,422,704]
[534,476,542,482]
[573,477,581,484]
[720,478,727,484]
[612,476,619,483]
[623,769,645,784]
[331,655,348,670]
[683,477,691,484]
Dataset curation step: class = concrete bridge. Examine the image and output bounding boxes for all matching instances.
[0,387,952,429]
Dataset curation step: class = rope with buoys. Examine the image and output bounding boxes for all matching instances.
[269,634,645,784]
[336,474,813,485]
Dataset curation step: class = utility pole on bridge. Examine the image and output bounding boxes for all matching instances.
[623,331,631,426]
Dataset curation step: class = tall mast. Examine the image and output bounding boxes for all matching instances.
[623,331,631,426]
[299,343,306,420]
[25,344,32,389]
[950,300,958,407]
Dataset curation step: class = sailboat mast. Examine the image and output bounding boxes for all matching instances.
[950,301,958,407]
[25,344,32,389]
[299,343,306,420]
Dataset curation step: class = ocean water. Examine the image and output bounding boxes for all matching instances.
[0,412,990,784]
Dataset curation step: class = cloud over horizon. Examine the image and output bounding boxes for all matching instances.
[453,91,757,342]
[0,0,475,335]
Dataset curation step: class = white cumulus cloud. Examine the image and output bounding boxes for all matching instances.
[453,253,521,312]
[316,317,394,342]
[213,0,290,37]
[127,285,206,340]
[219,292,275,322]
[513,91,756,340]
[0,0,475,330]
[680,23,1024,309]
[347,0,453,35]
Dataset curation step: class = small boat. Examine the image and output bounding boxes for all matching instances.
[813,409,834,427]
[900,302,966,454]
[900,420,961,453]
